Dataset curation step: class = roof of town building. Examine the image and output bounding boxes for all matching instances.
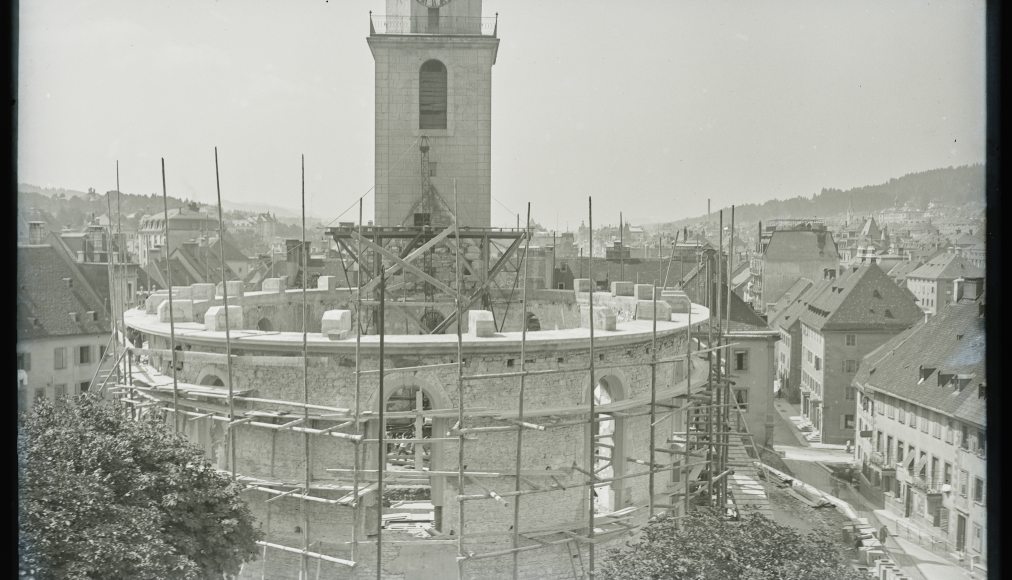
[17,242,111,340]
[906,253,984,281]
[798,263,922,332]
[767,277,816,330]
[763,229,839,262]
[854,297,985,426]
[886,259,925,283]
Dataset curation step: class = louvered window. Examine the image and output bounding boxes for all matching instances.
[419,60,447,130]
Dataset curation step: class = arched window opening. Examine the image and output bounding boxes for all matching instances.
[419,60,447,130]
[385,386,433,472]
[593,377,624,515]
[257,317,273,332]
[420,310,444,334]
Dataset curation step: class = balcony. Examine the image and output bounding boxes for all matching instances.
[370,13,498,37]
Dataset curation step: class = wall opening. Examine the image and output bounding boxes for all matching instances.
[381,385,442,532]
[257,317,273,332]
[593,376,624,515]
[525,312,541,332]
[419,60,448,130]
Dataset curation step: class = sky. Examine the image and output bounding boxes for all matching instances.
[18,0,986,228]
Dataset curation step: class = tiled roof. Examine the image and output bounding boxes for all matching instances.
[767,277,813,323]
[764,229,840,262]
[907,253,984,281]
[854,299,985,426]
[768,278,821,332]
[17,244,111,340]
[798,263,922,331]
[886,259,924,282]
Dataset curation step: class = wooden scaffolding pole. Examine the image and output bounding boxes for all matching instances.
[300,155,311,579]
[213,147,238,479]
[586,195,596,576]
[351,199,364,564]
[159,158,180,432]
[511,202,532,580]
[453,180,467,579]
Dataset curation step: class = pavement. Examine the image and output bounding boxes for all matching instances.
[769,398,974,580]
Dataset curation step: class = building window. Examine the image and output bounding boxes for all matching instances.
[100,345,107,359]
[429,162,437,177]
[844,359,857,372]
[54,347,66,370]
[972,523,983,553]
[419,60,448,130]
[733,350,749,371]
[973,477,984,504]
[17,353,31,371]
[931,415,942,438]
[945,419,953,444]
[54,384,67,406]
[843,414,855,429]
[886,401,896,419]
[896,440,904,463]
[960,423,969,450]
[78,345,92,365]
[897,404,906,424]
[733,389,748,411]
[80,381,90,394]
[846,334,856,346]
[959,470,969,497]
[846,386,856,400]
[943,462,952,485]
[814,356,821,371]
[875,431,882,452]
[976,429,985,457]
[34,388,46,404]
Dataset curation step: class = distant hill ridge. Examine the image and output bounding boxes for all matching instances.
[649,164,984,230]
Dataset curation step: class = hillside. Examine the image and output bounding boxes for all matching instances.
[648,164,985,231]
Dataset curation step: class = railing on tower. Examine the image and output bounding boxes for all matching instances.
[370,13,497,37]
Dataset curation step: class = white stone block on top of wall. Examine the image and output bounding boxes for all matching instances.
[158,299,194,323]
[317,276,340,291]
[170,286,193,299]
[190,283,215,301]
[216,280,244,298]
[204,305,243,331]
[634,283,655,300]
[321,310,353,340]
[611,281,634,296]
[262,277,287,293]
[145,293,169,315]
[468,310,496,338]
[580,305,617,331]
[573,278,592,293]
[660,290,692,313]
[635,300,672,321]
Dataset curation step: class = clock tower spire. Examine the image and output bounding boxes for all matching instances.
[368,0,499,227]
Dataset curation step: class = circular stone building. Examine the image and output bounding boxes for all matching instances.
[123,277,708,579]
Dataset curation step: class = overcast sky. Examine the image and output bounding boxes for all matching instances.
[18,0,985,227]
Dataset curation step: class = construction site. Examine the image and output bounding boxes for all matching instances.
[87,1,776,578]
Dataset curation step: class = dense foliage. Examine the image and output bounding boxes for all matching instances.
[18,397,263,579]
[598,509,868,580]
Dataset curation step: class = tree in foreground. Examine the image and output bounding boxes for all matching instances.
[18,396,263,579]
[598,509,868,580]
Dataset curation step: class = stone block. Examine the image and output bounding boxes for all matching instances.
[171,285,193,299]
[661,290,692,313]
[262,277,287,293]
[580,305,617,331]
[864,549,886,565]
[573,278,592,293]
[468,310,496,338]
[204,305,243,331]
[317,276,340,291]
[610,281,634,296]
[145,293,169,315]
[216,280,245,298]
[158,299,194,323]
[634,283,654,300]
[321,309,353,339]
[190,283,216,301]
[635,300,672,321]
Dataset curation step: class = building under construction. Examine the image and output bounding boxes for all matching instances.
[92,2,774,578]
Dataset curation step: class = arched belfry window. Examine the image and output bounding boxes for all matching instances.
[419,60,447,130]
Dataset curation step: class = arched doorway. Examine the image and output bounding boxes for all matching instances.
[593,376,624,514]
[256,317,273,332]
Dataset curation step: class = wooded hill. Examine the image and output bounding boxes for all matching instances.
[648,164,985,232]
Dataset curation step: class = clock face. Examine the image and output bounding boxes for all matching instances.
[416,0,452,8]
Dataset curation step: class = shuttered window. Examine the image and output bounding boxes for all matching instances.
[419,60,447,129]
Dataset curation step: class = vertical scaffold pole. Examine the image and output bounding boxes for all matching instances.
[352,199,363,564]
[213,148,237,479]
[682,278,692,524]
[452,180,466,579]
[376,270,386,580]
[587,196,596,576]
[511,202,532,580]
[160,158,180,432]
[648,252,658,519]
[104,180,118,394]
[300,155,311,579]
[715,210,724,512]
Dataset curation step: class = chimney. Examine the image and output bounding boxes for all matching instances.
[28,221,46,245]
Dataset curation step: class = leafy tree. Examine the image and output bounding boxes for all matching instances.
[18,396,263,579]
[598,509,867,580]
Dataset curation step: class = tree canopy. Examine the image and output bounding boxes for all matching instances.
[598,509,867,580]
[18,396,263,579]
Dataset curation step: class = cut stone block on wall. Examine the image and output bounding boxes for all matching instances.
[610,281,634,296]
[158,299,194,323]
[468,310,496,338]
[145,293,169,315]
[321,309,353,340]
[216,280,245,298]
[634,283,654,300]
[635,300,672,321]
[170,285,193,299]
[573,278,591,293]
[660,290,692,313]
[580,305,617,331]
[204,305,243,331]
[317,276,340,291]
[262,277,288,293]
[190,283,216,301]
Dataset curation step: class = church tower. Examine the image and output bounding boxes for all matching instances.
[368,0,499,228]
